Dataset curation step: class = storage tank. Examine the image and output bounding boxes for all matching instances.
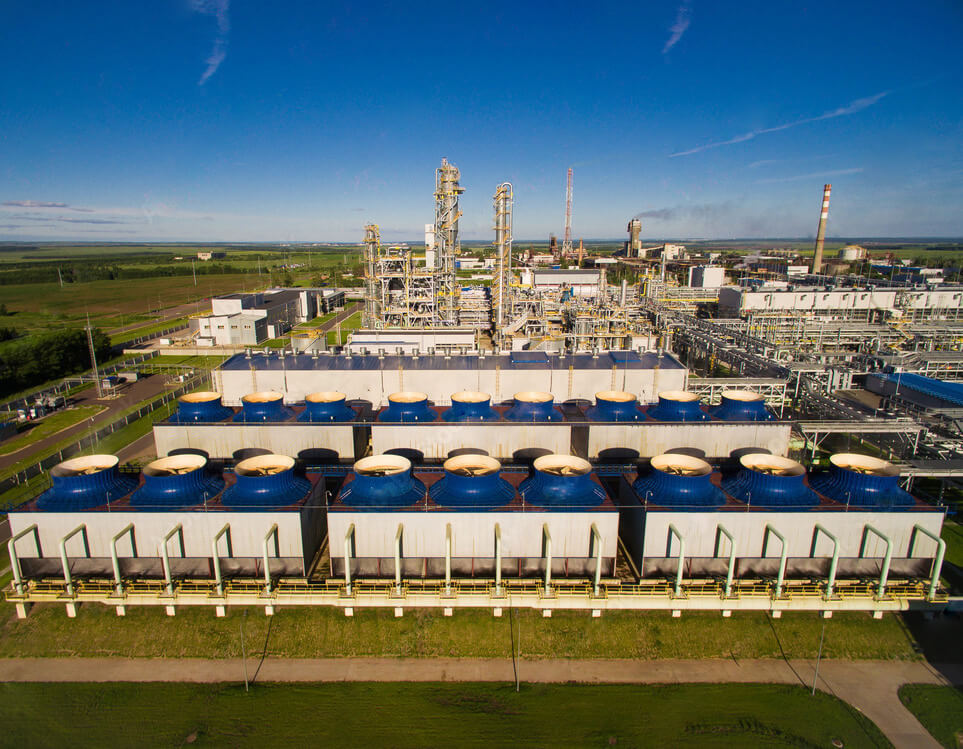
[220,454,311,510]
[338,454,427,509]
[504,391,562,422]
[130,454,225,509]
[233,391,295,423]
[646,391,709,422]
[710,390,774,422]
[722,454,817,508]
[36,455,137,511]
[519,454,606,509]
[809,453,915,509]
[441,391,500,422]
[170,391,233,423]
[585,391,646,422]
[632,454,725,509]
[377,392,437,422]
[298,391,356,422]
[429,455,515,510]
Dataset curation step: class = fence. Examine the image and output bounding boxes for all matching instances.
[1,351,160,414]
[0,374,206,510]
[112,323,188,350]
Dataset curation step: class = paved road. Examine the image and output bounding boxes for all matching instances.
[0,657,958,747]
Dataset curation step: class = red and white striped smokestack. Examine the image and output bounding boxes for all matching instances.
[812,183,831,274]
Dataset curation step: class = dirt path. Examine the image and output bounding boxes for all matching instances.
[0,657,957,747]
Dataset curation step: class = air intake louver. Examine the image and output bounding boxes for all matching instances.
[171,391,233,423]
[130,454,225,509]
[429,455,515,510]
[709,390,774,421]
[338,454,426,509]
[646,391,709,422]
[585,391,646,422]
[519,455,606,510]
[36,455,137,511]
[299,391,356,422]
[809,453,914,509]
[377,392,437,422]
[504,391,562,422]
[722,454,817,508]
[233,392,295,422]
[441,391,501,422]
[632,454,724,509]
[220,454,310,510]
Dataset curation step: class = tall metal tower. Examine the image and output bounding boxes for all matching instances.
[362,224,381,328]
[812,183,832,274]
[493,182,514,333]
[434,158,463,326]
[561,167,574,257]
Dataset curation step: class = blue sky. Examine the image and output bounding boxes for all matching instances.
[1,1,961,242]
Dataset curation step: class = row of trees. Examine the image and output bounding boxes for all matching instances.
[0,328,111,398]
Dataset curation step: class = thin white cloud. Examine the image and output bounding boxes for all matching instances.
[671,91,889,157]
[191,0,230,85]
[755,167,864,184]
[663,1,692,54]
[2,200,68,208]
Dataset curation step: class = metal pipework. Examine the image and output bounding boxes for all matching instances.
[212,523,233,596]
[668,524,685,598]
[812,183,831,273]
[590,523,602,597]
[394,523,403,596]
[344,523,355,595]
[811,524,840,598]
[493,183,514,331]
[8,524,41,596]
[714,524,736,598]
[543,524,553,596]
[494,523,502,596]
[160,523,185,596]
[909,524,946,601]
[110,523,137,596]
[59,524,90,598]
[763,524,788,599]
[860,524,893,599]
[262,523,279,594]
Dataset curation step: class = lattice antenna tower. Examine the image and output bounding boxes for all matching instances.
[561,167,574,256]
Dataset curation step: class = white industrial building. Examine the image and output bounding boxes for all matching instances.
[518,268,604,298]
[192,289,326,345]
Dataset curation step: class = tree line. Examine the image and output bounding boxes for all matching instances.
[0,328,111,398]
[0,262,254,286]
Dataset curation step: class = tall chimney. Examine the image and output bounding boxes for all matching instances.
[812,184,831,274]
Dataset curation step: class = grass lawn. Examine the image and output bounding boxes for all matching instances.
[109,316,191,346]
[0,605,919,661]
[327,310,362,345]
[146,355,229,369]
[0,681,889,748]
[0,405,103,455]
[898,684,963,748]
[941,520,963,569]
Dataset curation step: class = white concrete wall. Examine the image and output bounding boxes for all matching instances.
[153,424,355,460]
[371,424,570,459]
[588,422,791,459]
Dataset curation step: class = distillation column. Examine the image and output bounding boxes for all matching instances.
[493,183,514,337]
[362,224,381,328]
[434,158,464,326]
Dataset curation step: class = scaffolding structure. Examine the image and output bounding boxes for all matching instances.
[434,158,463,326]
[493,182,513,339]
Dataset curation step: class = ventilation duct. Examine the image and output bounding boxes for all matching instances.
[36,455,137,511]
[441,391,500,422]
[221,454,310,510]
[504,391,562,422]
[646,391,709,422]
[585,391,646,422]
[809,453,914,509]
[429,455,515,510]
[377,392,437,422]
[338,454,426,509]
[233,391,294,423]
[519,454,606,509]
[632,454,724,509]
[171,391,233,423]
[130,454,224,509]
[299,391,356,422]
[722,454,817,508]
[709,390,774,421]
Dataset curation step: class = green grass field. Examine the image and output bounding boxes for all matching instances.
[0,681,889,748]
[0,605,919,661]
[898,684,963,748]
[327,310,362,345]
[109,316,191,345]
[0,405,103,455]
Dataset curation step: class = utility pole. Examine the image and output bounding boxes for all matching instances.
[86,313,103,398]
[57,267,64,288]
[192,259,197,286]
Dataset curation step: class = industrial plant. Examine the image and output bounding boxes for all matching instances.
[6,160,960,623]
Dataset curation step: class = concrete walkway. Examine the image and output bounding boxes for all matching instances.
[0,657,958,748]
